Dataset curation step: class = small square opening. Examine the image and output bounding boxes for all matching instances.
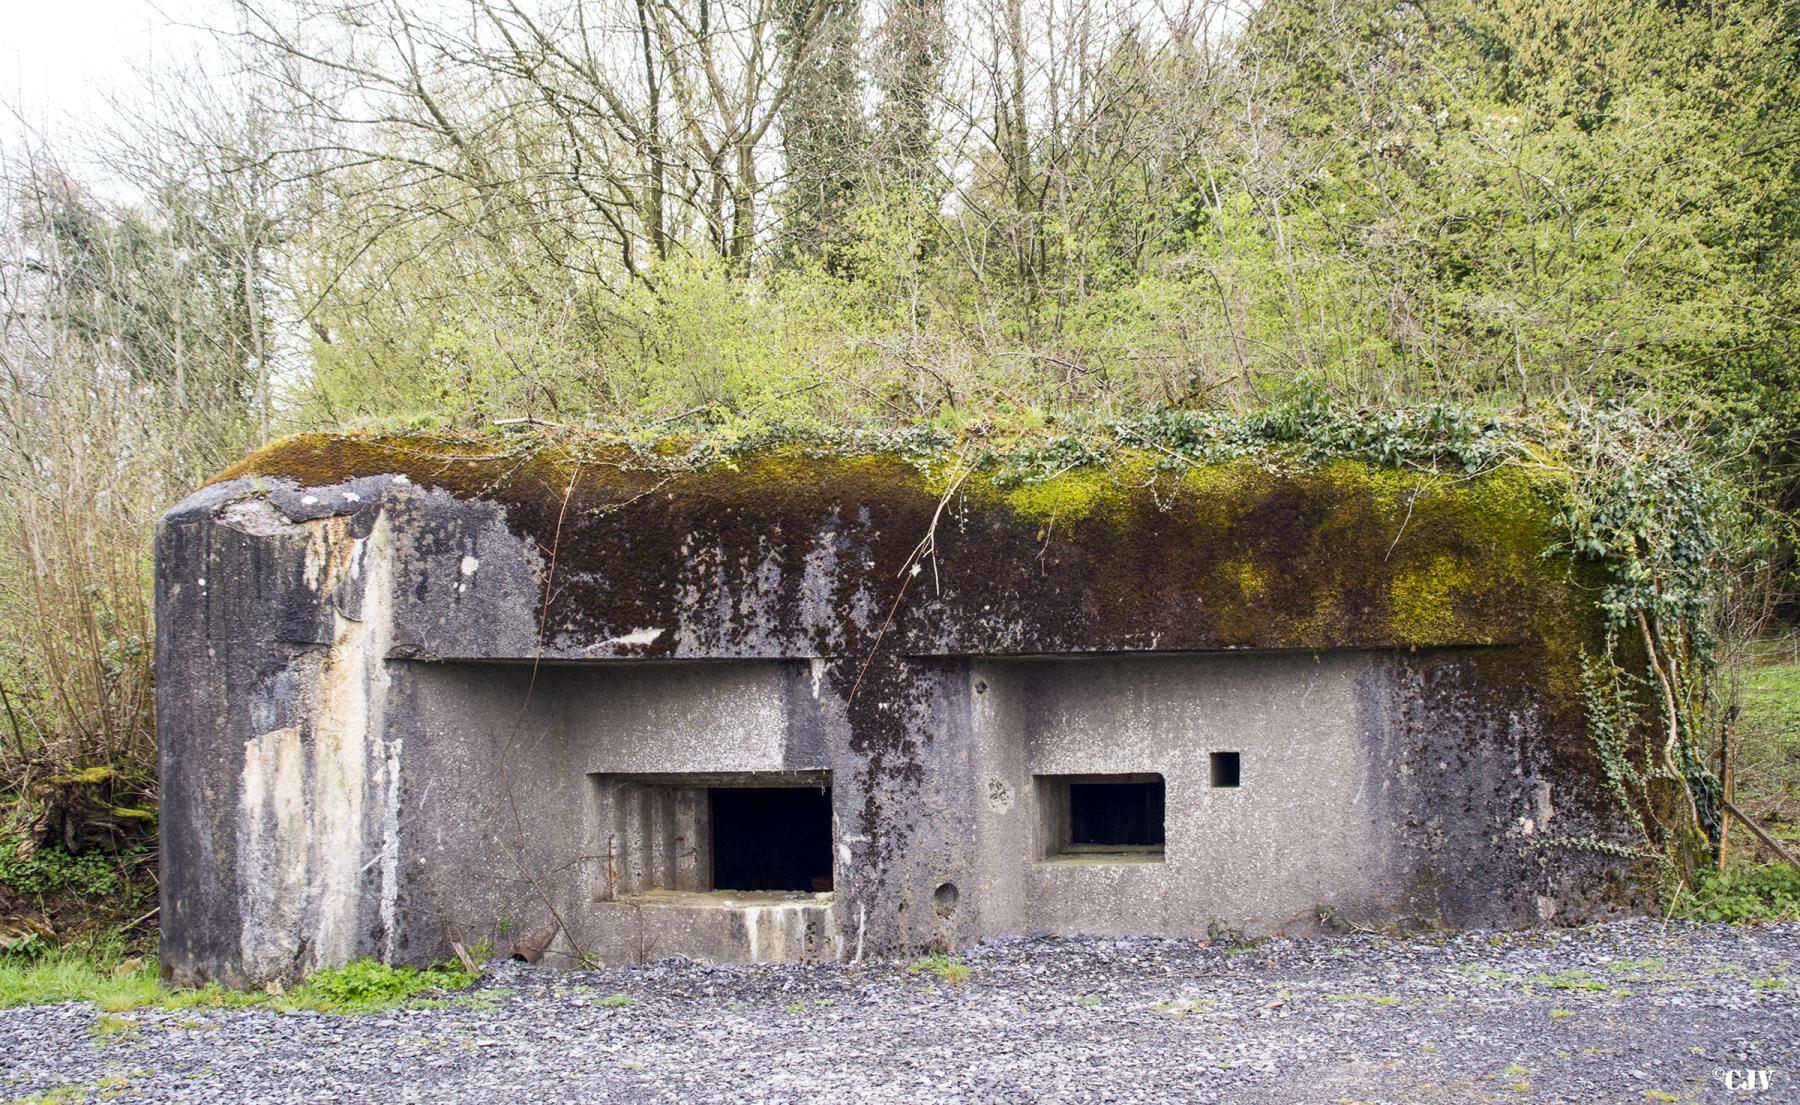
[710,787,834,892]
[1038,774,1165,861]
[1210,752,1241,788]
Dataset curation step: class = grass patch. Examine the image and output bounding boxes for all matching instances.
[905,953,970,985]
[7,1088,92,1104]
[285,958,477,1014]
[89,1013,139,1042]
[0,952,479,1014]
[0,953,161,1010]
[1527,970,1607,992]
[1732,641,1799,836]
[1458,965,1622,997]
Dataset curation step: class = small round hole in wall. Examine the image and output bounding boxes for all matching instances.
[933,882,959,918]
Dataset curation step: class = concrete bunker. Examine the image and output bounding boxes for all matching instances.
[155,434,1645,987]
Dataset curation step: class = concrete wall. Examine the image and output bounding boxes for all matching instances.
[392,659,846,966]
[966,652,1393,939]
[157,455,1642,986]
[218,645,1604,975]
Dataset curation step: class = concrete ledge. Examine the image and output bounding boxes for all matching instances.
[586,892,838,964]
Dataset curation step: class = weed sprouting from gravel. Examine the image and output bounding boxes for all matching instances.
[905,954,970,985]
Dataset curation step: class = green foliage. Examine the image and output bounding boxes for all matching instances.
[1555,409,1734,638]
[1323,992,1402,1006]
[905,954,970,985]
[1732,641,1800,837]
[289,958,479,1014]
[0,953,162,1011]
[1671,865,1800,923]
[0,952,480,1014]
[1579,654,1664,857]
[0,837,134,898]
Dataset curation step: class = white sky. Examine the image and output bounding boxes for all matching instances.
[2,0,215,145]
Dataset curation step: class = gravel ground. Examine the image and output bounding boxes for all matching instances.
[2,919,1794,1105]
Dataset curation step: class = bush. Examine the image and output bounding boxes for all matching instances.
[0,837,134,898]
[1673,865,1800,923]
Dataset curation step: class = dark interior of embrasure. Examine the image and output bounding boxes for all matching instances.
[709,787,834,892]
[1069,779,1166,849]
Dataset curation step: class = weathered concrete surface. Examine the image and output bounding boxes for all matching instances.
[156,435,1639,987]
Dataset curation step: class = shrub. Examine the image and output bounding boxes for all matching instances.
[0,836,135,897]
[1672,864,1800,923]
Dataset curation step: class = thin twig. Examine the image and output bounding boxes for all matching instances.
[848,452,973,703]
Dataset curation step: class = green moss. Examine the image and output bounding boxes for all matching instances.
[1226,559,1268,600]
[1179,462,1267,529]
[966,451,1155,526]
[1390,555,1483,641]
[209,431,1591,656]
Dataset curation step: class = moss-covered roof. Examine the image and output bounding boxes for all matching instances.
[211,430,1599,670]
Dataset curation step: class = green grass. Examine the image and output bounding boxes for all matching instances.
[1732,639,1799,843]
[0,954,162,1011]
[0,953,479,1014]
[905,953,971,985]
[1527,970,1607,992]
[89,1013,139,1042]
[1659,638,1800,924]
[285,958,477,1014]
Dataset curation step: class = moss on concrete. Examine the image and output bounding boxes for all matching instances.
[210,430,1602,708]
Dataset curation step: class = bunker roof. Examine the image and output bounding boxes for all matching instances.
[200,428,1599,667]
